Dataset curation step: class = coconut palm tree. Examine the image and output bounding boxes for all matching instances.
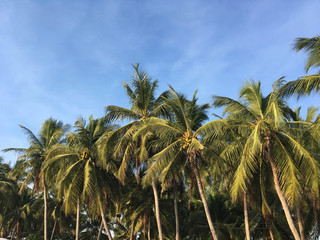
[209,79,320,240]
[137,86,220,240]
[44,116,118,240]
[3,118,68,240]
[102,64,169,240]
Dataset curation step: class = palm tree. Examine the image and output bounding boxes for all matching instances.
[44,117,118,240]
[210,79,320,240]
[138,86,219,240]
[3,118,68,240]
[102,64,169,240]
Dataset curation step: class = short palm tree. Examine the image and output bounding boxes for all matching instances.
[3,118,68,240]
[210,79,320,240]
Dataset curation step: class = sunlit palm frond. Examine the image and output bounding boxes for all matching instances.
[105,105,140,122]
[294,35,320,72]
[281,74,320,98]
[142,140,183,186]
[213,95,256,120]
[280,132,320,201]
[271,134,302,206]
[239,80,264,118]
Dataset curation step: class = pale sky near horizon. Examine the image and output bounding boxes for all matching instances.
[1,0,320,164]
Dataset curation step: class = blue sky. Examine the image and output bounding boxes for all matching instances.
[1,0,320,164]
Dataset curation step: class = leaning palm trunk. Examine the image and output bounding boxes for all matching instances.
[130,220,135,240]
[100,205,113,240]
[191,159,219,240]
[43,180,48,240]
[50,218,57,240]
[269,228,274,240]
[268,153,300,240]
[76,198,80,240]
[173,181,180,240]
[297,207,305,240]
[243,192,250,240]
[97,221,103,240]
[152,179,163,240]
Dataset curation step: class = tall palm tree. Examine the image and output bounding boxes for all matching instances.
[209,79,320,240]
[44,117,118,240]
[138,86,219,240]
[286,106,320,240]
[102,64,169,240]
[3,118,68,240]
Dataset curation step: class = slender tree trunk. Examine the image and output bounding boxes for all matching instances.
[244,192,250,240]
[76,197,80,240]
[173,180,180,240]
[269,155,300,240]
[148,212,151,240]
[97,221,103,240]
[130,220,135,240]
[100,205,113,240]
[152,179,163,240]
[191,160,219,240]
[50,218,57,240]
[43,179,48,240]
[16,221,21,240]
[297,207,305,240]
[269,227,274,240]
[10,223,17,240]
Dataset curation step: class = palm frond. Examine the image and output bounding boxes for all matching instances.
[281,74,320,98]
[306,106,319,122]
[142,140,182,186]
[18,125,43,148]
[271,133,302,206]
[105,106,140,122]
[212,95,256,120]
[280,131,320,201]
[239,80,264,118]
[231,121,263,201]
[294,36,320,72]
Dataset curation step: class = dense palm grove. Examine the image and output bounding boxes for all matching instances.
[1,36,320,240]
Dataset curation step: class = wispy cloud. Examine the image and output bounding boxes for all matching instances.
[1,0,320,163]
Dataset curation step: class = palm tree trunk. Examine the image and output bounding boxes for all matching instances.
[173,180,180,240]
[244,192,250,240]
[97,221,103,240]
[76,197,80,240]
[152,179,163,240]
[269,227,274,240]
[130,220,135,240]
[43,180,48,240]
[148,212,151,240]
[191,160,219,240]
[269,156,300,240]
[10,223,17,240]
[16,221,21,240]
[50,218,57,240]
[100,205,113,240]
[297,207,305,240]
